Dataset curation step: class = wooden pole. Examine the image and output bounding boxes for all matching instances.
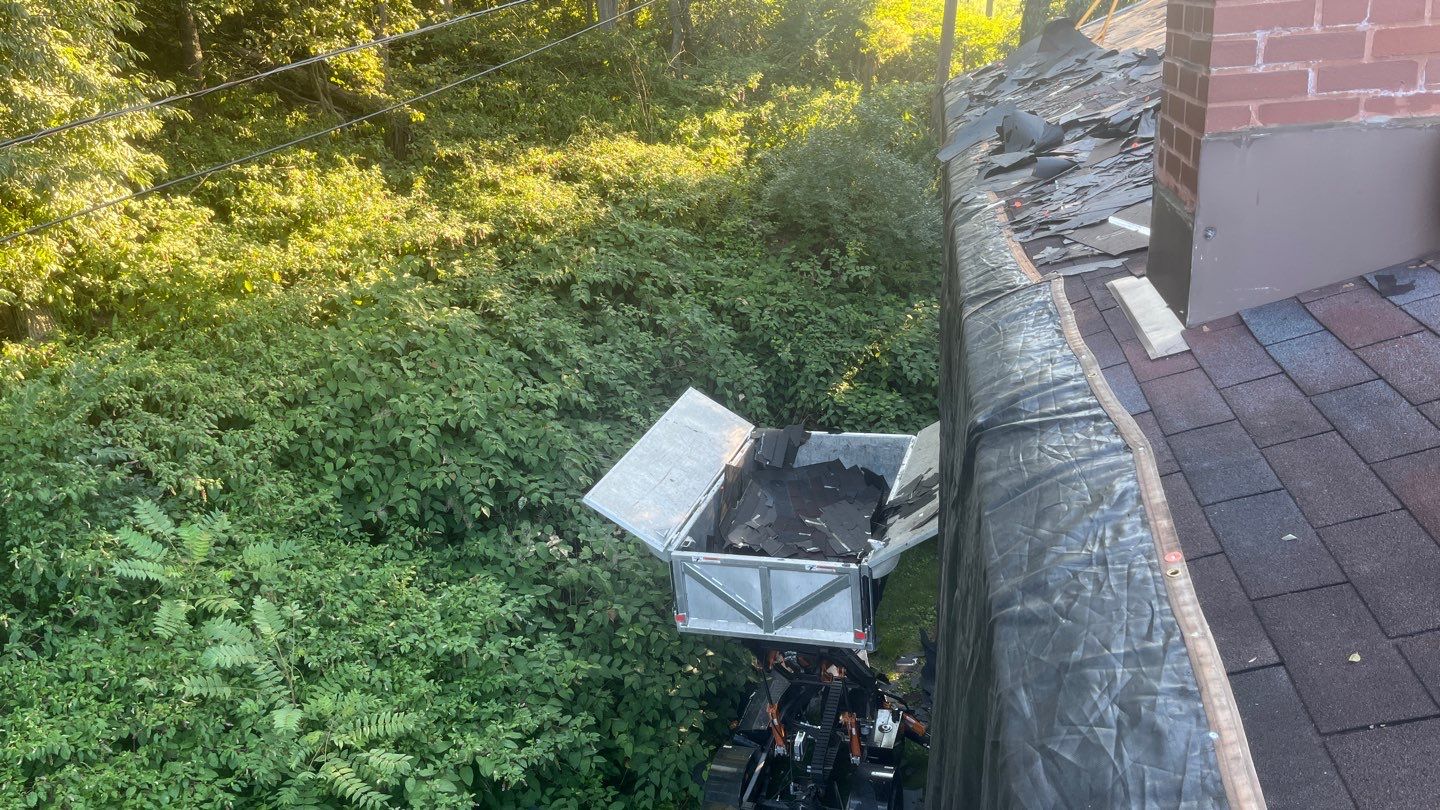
[936,0,959,86]
[1097,0,1122,43]
[1076,0,1104,26]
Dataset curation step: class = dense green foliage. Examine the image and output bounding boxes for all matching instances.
[1,0,1020,805]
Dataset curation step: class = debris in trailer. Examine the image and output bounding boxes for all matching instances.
[721,427,889,561]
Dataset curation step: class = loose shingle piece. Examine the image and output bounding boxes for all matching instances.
[720,459,886,561]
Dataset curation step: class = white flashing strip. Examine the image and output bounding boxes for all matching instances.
[1107,213,1151,237]
[1108,276,1189,359]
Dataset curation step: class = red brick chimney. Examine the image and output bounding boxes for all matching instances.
[1150,0,1440,324]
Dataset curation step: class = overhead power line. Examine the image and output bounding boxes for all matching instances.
[0,0,535,151]
[0,0,658,247]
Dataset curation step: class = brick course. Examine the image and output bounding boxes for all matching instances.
[1157,0,1440,210]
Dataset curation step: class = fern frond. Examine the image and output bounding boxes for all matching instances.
[177,523,212,562]
[116,527,166,560]
[196,594,241,615]
[202,642,258,669]
[272,772,324,809]
[181,674,235,699]
[153,599,191,639]
[196,510,231,534]
[339,711,416,748]
[132,499,176,537]
[271,706,305,733]
[202,617,254,645]
[320,759,391,809]
[252,596,285,641]
[243,542,282,569]
[359,749,413,784]
[252,658,289,707]
[112,558,168,582]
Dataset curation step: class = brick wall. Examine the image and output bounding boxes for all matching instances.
[1157,0,1440,209]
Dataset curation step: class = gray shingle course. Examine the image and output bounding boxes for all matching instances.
[1311,379,1440,462]
[1354,330,1440,405]
[1185,324,1281,388]
[1230,666,1354,810]
[1362,262,1440,306]
[1161,472,1220,558]
[1320,511,1440,637]
[1256,585,1437,733]
[1220,373,1333,448]
[1242,298,1324,345]
[1169,420,1281,506]
[1203,490,1345,599]
[1188,554,1281,672]
[1262,432,1400,527]
[1266,330,1378,396]
[1101,362,1148,415]
[1327,719,1440,810]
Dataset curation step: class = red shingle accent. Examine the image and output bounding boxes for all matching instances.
[1372,25,1440,57]
[1316,60,1420,92]
[1212,1,1318,35]
[1209,68,1311,102]
[1264,29,1367,63]
[1256,95,1362,124]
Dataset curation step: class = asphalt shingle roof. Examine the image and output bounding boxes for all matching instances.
[1058,261,1440,807]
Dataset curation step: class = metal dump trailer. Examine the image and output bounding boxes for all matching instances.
[584,388,940,651]
[584,389,939,809]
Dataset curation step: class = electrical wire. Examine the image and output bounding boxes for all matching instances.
[0,0,535,151]
[0,0,657,247]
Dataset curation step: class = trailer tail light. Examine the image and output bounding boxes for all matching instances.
[675,613,687,624]
[853,629,867,642]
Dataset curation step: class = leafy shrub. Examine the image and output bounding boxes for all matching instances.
[757,85,940,280]
[0,0,971,804]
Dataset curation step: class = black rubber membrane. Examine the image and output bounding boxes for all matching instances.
[924,135,1231,809]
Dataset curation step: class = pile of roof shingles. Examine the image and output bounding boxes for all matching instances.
[719,428,887,561]
[941,19,1161,273]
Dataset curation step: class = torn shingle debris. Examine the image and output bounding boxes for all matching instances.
[940,18,1161,268]
[719,427,889,561]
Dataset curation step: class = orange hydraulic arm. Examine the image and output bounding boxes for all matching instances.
[840,712,862,764]
[766,702,787,754]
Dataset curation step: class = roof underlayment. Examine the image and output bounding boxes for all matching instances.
[929,3,1262,808]
[935,2,1440,808]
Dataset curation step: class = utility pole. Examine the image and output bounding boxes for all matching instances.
[936,0,959,85]
[598,0,618,29]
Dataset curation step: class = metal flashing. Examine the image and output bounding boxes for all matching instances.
[1109,275,1189,358]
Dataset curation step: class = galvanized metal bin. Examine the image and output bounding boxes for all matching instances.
[584,389,939,651]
